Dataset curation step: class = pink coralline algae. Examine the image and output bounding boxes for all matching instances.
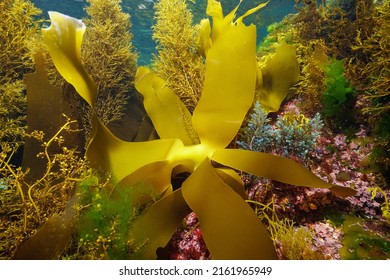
[166,212,210,260]
[246,121,387,223]
[312,127,384,218]
[308,222,343,259]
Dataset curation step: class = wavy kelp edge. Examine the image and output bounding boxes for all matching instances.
[42,11,97,107]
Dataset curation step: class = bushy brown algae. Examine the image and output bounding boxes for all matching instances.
[0,0,42,152]
[152,0,205,113]
[1,116,90,259]
[81,0,138,127]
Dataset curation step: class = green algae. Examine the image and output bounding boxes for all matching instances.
[324,209,390,260]
[77,183,137,259]
[340,215,390,260]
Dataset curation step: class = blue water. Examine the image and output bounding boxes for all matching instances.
[31,0,299,65]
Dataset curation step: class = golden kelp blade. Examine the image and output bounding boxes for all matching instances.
[214,167,246,199]
[257,43,300,112]
[182,159,277,259]
[206,0,239,41]
[236,0,270,24]
[206,0,269,41]
[42,11,97,107]
[118,161,174,197]
[86,118,182,183]
[197,19,212,57]
[211,149,357,198]
[135,67,198,146]
[128,189,191,259]
[192,22,256,150]
[23,53,82,183]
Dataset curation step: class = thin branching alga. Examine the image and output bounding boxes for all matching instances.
[0,115,90,259]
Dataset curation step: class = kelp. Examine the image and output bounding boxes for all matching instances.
[7,114,89,259]
[22,53,82,183]
[38,0,356,260]
[42,12,97,108]
[13,194,80,260]
[256,42,300,112]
